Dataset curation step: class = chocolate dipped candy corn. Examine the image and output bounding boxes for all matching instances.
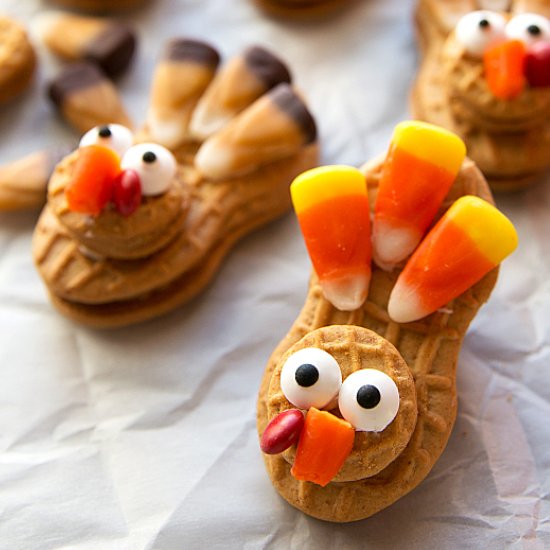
[413,2,550,190]
[258,123,516,522]
[33,41,318,328]
[48,62,132,133]
[36,12,136,78]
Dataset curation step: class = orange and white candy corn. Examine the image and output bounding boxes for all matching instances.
[388,196,518,323]
[291,166,371,311]
[373,121,466,271]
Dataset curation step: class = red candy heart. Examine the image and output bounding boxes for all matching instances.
[112,169,142,216]
[524,41,550,88]
[260,409,304,455]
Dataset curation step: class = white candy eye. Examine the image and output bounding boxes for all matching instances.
[280,348,342,410]
[506,13,550,46]
[121,143,177,196]
[455,11,507,57]
[338,369,399,432]
[79,124,133,158]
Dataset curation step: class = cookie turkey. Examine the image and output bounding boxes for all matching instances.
[257,122,517,522]
[413,0,550,191]
[32,40,318,328]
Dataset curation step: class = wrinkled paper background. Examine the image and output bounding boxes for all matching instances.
[1,0,549,548]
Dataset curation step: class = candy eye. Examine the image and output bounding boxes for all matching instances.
[506,13,550,45]
[79,124,133,158]
[280,348,342,410]
[455,10,507,57]
[120,143,177,196]
[338,369,399,432]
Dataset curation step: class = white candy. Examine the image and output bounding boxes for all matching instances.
[338,369,399,432]
[79,124,133,158]
[455,10,507,57]
[280,348,342,410]
[506,13,550,46]
[121,143,176,196]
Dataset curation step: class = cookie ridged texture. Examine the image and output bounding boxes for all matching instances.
[257,157,498,522]
[412,1,550,191]
[0,17,36,104]
[269,325,418,482]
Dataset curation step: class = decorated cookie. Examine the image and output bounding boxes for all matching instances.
[413,1,550,191]
[36,11,136,78]
[0,16,36,104]
[257,122,518,522]
[32,41,318,328]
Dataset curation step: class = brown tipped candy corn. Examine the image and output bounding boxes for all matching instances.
[195,83,317,180]
[48,62,132,133]
[145,39,220,149]
[189,45,292,140]
[36,12,136,78]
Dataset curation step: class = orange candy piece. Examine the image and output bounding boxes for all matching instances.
[291,166,371,311]
[388,196,518,323]
[372,121,466,270]
[484,39,526,100]
[291,407,355,487]
[65,145,121,214]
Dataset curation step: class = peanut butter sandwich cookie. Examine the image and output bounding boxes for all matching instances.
[413,0,550,191]
[257,121,518,522]
[0,16,36,104]
[33,41,318,328]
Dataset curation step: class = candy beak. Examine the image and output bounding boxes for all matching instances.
[290,407,355,487]
[483,39,526,99]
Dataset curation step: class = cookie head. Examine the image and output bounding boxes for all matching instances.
[47,124,188,260]
[262,325,417,486]
[444,10,550,126]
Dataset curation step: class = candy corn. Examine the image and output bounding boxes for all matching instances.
[291,407,355,487]
[373,121,466,271]
[291,166,371,311]
[388,196,518,323]
[484,40,527,100]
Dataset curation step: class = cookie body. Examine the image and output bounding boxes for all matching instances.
[257,157,498,522]
[0,17,36,104]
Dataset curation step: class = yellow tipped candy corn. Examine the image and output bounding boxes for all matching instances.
[388,196,518,323]
[291,165,371,311]
[373,121,466,270]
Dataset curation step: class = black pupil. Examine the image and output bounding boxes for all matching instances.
[527,24,541,36]
[356,384,381,409]
[295,364,319,387]
[143,151,157,163]
[479,19,490,29]
[98,126,112,138]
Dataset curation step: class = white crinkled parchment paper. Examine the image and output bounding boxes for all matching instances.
[1,0,549,548]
